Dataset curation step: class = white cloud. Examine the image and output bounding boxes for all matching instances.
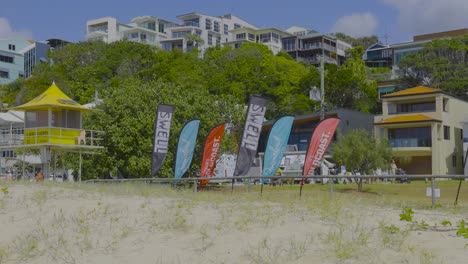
[384,0,468,35]
[0,17,32,40]
[331,13,378,37]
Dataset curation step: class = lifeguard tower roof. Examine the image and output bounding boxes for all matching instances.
[11,82,92,112]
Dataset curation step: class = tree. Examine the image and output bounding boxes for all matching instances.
[398,35,468,99]
[81,78,244,179]
[331,129,392,192]
[325,47,378,113]
[333,32,380,50]
[202,43,312,118]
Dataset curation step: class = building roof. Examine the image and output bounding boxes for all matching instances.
[11,82,92,112]
[382,86,441,98]
[0,110,24,125]
[375,114,441,125]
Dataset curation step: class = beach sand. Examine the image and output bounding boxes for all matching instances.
[0,183,467,263]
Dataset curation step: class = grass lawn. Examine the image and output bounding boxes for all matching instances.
[223,180,468,210]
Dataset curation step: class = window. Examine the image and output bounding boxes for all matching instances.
[443,98,449,112]
[396,101,435,113]
[236,33,246,40]
[158,23,165,33]
[8,44,15,51]
[0,55,14,63]
[147,22,156,31]
[224,24,228,35]
[216,36,220,46]
[388,127,431,147]
[207,33,213,46]
[260,33,271,43]
[234,23,241,29]
[2,150,15,158]
[444,126,450,140]
[452,155,457,168]
[0,71,8,78]
[205,19,212,30]
[248,33,255,41]
[282,38,296,51]
[184,18,199,27]
[214,21,219,32]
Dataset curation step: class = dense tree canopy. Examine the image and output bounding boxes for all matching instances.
[325,47,378,113]
[333,33,380,50]
[0,40,379,179]
[398,35,468,99]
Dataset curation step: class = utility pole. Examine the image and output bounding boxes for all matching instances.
[320,58,325,121]
[319,57,333,195]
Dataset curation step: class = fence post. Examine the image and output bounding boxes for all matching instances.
[194,179,198,193]
[431,177,435,209]
[247,176,252,193]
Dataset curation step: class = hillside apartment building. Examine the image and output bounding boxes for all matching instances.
[374,86,468,175]
[86,14,351,64]
[0,39,49,84]
[86,14,257,54]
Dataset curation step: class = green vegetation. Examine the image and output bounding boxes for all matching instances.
[332,32,380,50]
[331,129,392,191]
[0,41,378,179]
[398,35,468,100]
[457,220,468,239]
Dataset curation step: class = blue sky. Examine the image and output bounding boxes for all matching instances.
[1,0,467,44]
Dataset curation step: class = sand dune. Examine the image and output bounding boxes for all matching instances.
[0,183,467,264]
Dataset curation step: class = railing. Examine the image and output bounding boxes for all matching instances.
[184,21,200,27]
[88,27,108,34]
[0,127,103,147]
[0,127,24,146]
[84,174,468,208]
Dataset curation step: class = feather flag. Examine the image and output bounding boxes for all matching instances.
[151,104,174,177]
[233,96,268,176]
[302,118,340,177]
[174,120,200,179]
[262,116,294,178]
[200,123,225,186]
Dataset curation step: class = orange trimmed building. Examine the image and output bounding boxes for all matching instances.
[374,86,467,175]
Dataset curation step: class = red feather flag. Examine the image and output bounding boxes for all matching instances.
[200,124,225,186]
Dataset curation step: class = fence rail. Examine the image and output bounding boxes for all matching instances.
[84,174,468,208]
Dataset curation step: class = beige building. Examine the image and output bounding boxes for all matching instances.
[374,86,468,175]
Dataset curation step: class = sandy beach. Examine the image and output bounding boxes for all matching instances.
[0,182,467,264]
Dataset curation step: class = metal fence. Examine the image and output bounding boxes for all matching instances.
[84,174,468,208]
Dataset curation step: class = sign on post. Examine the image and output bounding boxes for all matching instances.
[426,188,441,198]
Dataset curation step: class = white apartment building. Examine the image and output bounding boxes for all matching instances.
[86,13,257,53]
[226,27,292,54]
[86,16,177,48]
[281,26,352,66]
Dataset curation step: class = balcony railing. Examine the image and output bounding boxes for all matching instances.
[389,138,431,148]
[88,27,108,34]
[182,21,200,27]
[0,127,103,147]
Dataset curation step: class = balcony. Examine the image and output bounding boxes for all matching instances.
[0,127,103,148]
[182,21,200,27]
[389,138,431,148]
[88,27,108,34]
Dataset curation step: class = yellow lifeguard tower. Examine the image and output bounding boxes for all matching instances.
[3,82,102,180]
